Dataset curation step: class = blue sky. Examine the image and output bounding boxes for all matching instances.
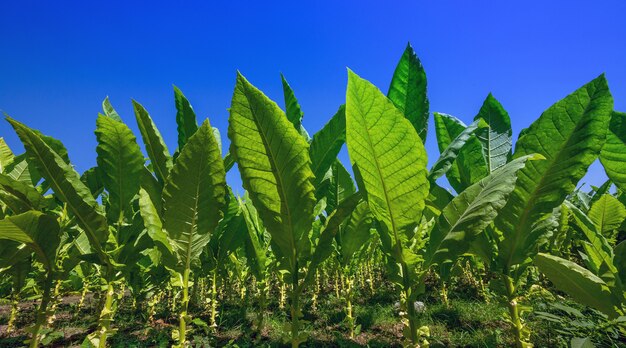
[1,1,625,193]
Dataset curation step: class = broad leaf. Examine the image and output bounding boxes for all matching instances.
[228,72,316,270]
[387,43,429,141]
[600,111,626,192]
[424,154,540,267]
[163,120,226,271]
[0,137,14,172]
[6,117,109,261]
[474,93,512,172]
[173,85,199,150]
[429,119,486,182]
[433,113,487,192]
[588,194,626,243]
[133,100,173,185]
[95,114,144,221]
[497,75,613,271]
[0,211,60,271]
[535,253,620,318]
[346,69,429,266]
[309,105,346,186]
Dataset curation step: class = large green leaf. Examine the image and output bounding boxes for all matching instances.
[6,117,109,260]
[588,194,626,243]
[339,200,373,266]
[133,100,173,185]
[497,75,613,271]
[600,111,626,192]
[614,240,626,285]
[429,119,486,182]
[535,253,620,318]
[566,200,616,275]
[473,93,512,172]
[228,72,316,270]
[433,113,487,193]
[281,74,305,131]
[387,43,429,141]
[0,137,14,172]
[346,69,429,266]
[163,120,226,271]
[424,155,540,267]
[324,160,356,214]
[95,114,144,221]
[173,85,199,150]
[0,211,60,271]
[309,105,346,186]
[0,173,44,210]
[102,96,123,122]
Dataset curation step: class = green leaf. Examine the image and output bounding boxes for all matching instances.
[138,188,175,267]
[613,240,626,285]
[340,200,373,266]
[473,93,513,172]
[535,253,620,318]
[228,72,317,271]
[600,111,626,192]
[95,114,144,221]
[281,74,305,132]
[424,155,540,267]
[566,200,616,275]
[6,117,109,262]
[304,192,361,286]
[163,120,226,271]
[497,75,613,271]
[433,113,487,193]
[387,43,429,141]
[102,96,122,122]
[0,173,43,210]
[81,167,104,198]
[588,194,626,243]
[241,198,268,279]
[133,100,173,185]
[309,105,346,186]
[429,119,486,182]
[346,69,429,266]
[173,85,199,150]
[324,160,356,214]
[0,137,14,172]
[0,211,60,271]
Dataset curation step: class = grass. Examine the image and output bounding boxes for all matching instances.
[0,283,621,347]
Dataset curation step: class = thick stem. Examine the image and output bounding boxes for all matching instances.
[440,282,449,308]
[210,269,218,328]
[401,264,418,345]
[344,273,355,339]
[178,269,190,347]
[7,291,19,333]
[256,278,267,334]
[290,265,301,348]
[97,281,115,348]
[29,272,54,348]
[502,275,525,348]
[77,279,89,312]
[30,271,52,348]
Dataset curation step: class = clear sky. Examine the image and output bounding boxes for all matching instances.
[1,1,625,193]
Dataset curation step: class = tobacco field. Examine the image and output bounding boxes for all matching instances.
[0,44,625,347]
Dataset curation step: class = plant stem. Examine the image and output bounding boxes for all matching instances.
[401,263,418,345]
[7,291,19,333]
[29,272,53,348]
[502,275,525,348]
[344,272,355,338]
[290,264,301,348]
[210,268,218,328]
[97,281,115,348]
[178,268,190,347]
